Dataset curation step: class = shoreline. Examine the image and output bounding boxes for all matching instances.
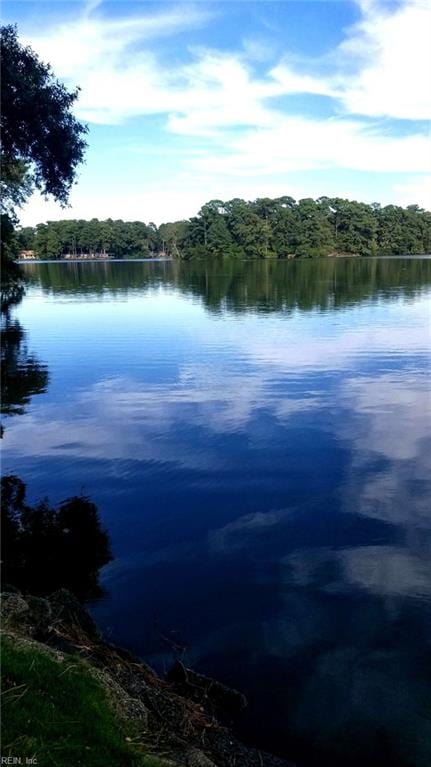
[1,588,294,767]
[16,253,431,265]
[16,257,173,264]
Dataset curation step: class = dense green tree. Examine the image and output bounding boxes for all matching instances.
[321,198,378,255]
[0,159,32,218]
[186,201,235,258]
[169,195,429,260]
[45,224,62,259]
[0,22,87,302]
[1,25,87,207]
[158,221,188,258]
[224,199,272,258]
[19,218,162,259]
[286,198,325,255]
[15,226,35,251]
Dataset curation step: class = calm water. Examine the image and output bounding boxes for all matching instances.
[3,258,431,766]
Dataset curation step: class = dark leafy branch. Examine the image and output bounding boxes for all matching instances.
[1,25,88,207]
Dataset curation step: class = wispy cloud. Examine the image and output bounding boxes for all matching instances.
[271,0,431,119]
[23,1,430,141]
[190,116,429,176]
[22,4,216,123]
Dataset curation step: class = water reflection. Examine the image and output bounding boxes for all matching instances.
[1,269,112,600]
[1,267,49,428]
[1,318,49,419]
[1,474,112,599]
[3,259,431,767]
[22,256,431,313]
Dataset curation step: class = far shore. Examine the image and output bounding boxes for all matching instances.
[17,257,173,264]
[16,253,431,264]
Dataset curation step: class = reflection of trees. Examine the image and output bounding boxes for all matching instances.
[1,475,112,599]
[1,265,49,423]
[1,272,110,602]
[1,258,26,313]
[22,257,431,314]
[1,317,49,417]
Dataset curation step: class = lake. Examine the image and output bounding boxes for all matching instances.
[2,257,431,767]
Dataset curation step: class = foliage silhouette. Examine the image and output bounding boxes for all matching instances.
[1,25,87,277]
[1,475,112,600]
[0,253,26,313]
[1,25,87,207]
[1,264,48,429]
[1,318,49,418]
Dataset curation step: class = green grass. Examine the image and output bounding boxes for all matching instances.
[1,635,161,767]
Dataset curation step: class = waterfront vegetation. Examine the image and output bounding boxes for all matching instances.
[1,636,161,767]
[15,196,431,260]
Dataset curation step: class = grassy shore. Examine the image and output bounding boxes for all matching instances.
[1,635,161,767]
[0,590,291,767]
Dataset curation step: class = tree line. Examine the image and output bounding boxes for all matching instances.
[17,197,431,260]
[17,218,159,259]
[160,197,431,258]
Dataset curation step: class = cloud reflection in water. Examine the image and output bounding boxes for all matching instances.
[2,260,431,766]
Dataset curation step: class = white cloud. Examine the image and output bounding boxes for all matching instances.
[17,170,431,227]
[5,291,430,470]
[192,117,430,176]
[23,5,211,79]
[341,373,431,462]
[336,0,431,120]
[22,6,216,125]
[272,0,431,121]
[285,544,431,599]
[337,369,431,531]
[238,313,431,377]
[23,0,431,129]
[339,545,431,598]
[209,508,289,554]
[17,188,212,228]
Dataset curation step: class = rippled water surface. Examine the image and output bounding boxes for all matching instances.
[3,258,431,766]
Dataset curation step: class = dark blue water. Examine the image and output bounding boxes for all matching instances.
[2,258,431,766]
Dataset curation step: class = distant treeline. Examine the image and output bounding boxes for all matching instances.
[17,219,159,259]
[17,196,431,260]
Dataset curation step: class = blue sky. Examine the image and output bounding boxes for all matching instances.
[5,0,431,225]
